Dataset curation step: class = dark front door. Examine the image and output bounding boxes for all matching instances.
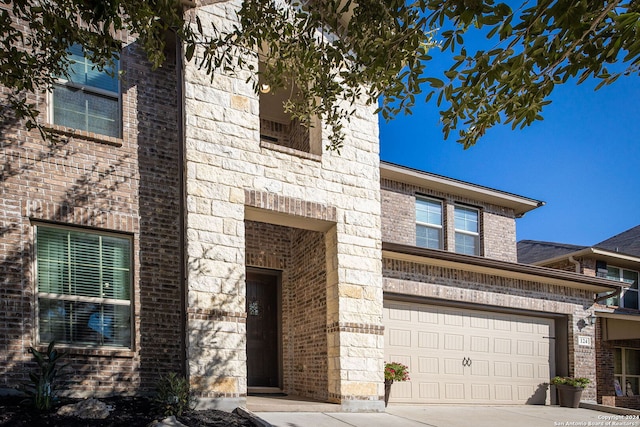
[246,271,279,388]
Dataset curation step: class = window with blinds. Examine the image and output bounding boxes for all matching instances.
[52,44,121,138]
[36,225,132,348]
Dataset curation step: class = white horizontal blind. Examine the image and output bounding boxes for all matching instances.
[36,225,132,348]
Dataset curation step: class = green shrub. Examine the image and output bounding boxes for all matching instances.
[550,376,590,388]
[23,341,67,410]
[153,372,195,416]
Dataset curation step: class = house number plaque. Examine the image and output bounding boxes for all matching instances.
[578,336,591,346]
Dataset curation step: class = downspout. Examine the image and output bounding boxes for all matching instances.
[177,29,188,377]
[568,255,580,274]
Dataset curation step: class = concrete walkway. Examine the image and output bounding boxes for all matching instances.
[252,404,640,427]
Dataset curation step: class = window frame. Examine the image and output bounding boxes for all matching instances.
[415,196,444,250]
[454,204,481,256]
[49,45,122,139]
[614,347,640,396]
[34,223,133,349]
[605,266,639,309]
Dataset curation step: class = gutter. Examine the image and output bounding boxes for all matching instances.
[382,242,622,293]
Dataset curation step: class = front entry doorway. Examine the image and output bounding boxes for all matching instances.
[246,270,281,390]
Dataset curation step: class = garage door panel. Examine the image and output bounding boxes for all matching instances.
[517,340,535,356]
[494,338,512,354]
[495,384,514,400]
[470,335,490,352]
[538,363,551,379]
[419,357,439,374]
[418,331,438,348]
[445,383,465,399]
[517,363,535,378]
[389,328,411,347]
[444,358,465,375]
[470,359,490,376]
[471,384,490,400]
[494,361,512,377]
[419,383,440,399]
[443,310,465,326]
[469,314,490,329]
[388,304,412,320]
[444,334,464,350]
[418,309,438,324]
[384,300,555,404]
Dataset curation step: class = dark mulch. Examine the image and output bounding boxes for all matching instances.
[0,395,256,427]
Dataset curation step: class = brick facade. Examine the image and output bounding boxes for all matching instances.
[381,178,518,262]
[1,35,183,396]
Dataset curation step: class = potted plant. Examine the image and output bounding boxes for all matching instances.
[384,362,410,407]
[551,376,590,408]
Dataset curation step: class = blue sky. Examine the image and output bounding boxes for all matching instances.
[379,75,640,247]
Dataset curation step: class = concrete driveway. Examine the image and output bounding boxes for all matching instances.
[253,405,639,427]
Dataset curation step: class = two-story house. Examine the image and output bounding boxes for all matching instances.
[0,0,621,412]
[519,226,640,409]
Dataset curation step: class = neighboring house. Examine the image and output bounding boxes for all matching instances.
[518,226,640,409]
[0,1,621,412]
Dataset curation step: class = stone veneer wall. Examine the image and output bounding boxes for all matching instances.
[383,258,598,400]
[381,179,518,262]
[0,33,183,395]
[183,1,382,410]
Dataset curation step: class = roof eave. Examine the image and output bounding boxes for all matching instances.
[532,247,640,267]
[380,162,543,217]
[383,242,621,293]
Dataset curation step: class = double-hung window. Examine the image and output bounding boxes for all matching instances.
[454,205,480,256]
[614,347,640,396]
[35,225,132,348]
[606,266,639,309]
[416,197,443,249]
[52,44,121,138]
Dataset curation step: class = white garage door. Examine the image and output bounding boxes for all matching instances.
[384,300,555,404]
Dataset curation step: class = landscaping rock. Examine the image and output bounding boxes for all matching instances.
[57,398,114,419]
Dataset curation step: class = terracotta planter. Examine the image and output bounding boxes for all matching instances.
[384,380,393,407]
[556,384,584,408]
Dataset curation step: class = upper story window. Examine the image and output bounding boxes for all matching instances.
[454,205,480,256]
[51,44,121,138]
[606,266,639,309]
[416,197,443,249]
[35,224,132,348]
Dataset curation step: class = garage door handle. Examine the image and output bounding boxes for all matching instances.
[462,357,472,367]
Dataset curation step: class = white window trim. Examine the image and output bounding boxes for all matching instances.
[454,204,480,255]
[34,223,133,349]
[416,196,443,250]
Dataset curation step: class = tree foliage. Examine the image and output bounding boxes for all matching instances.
[1,0,638,149]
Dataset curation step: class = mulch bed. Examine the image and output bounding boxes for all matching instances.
[0,395,257,427]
